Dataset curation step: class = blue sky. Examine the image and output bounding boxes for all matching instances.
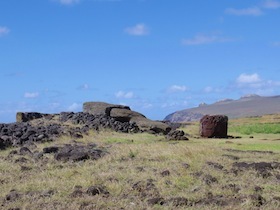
[1,0,280,122]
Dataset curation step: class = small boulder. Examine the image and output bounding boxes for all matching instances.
[86,185,109,196]
[166,130,189,140]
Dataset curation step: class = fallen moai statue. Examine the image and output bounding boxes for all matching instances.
[83,102,171,134]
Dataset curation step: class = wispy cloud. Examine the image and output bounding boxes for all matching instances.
[125,24,149,36]
[201,73,280,100]
[182,34,233,45]
[262,0,280,9]
[203,86,223,93]
[115,91,134,99]
[272,41,280,47]
[161,101,189,109]
[77,83,90,90]
[225,7,263,16]
[225,1,280,17]
[24,92,39,99]
[4,72,24,77]
[168,85,188,93]
[67,103,81,111]
[0,26,10,37]
[234,73,280,95]
[55,0,80,5]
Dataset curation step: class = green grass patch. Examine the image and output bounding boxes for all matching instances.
[231,141,280,152]
[229,123,280,135]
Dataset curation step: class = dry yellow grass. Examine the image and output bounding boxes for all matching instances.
[1,115,280,209]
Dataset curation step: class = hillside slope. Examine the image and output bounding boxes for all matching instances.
[164,95,280,122]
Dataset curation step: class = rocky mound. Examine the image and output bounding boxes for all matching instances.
[0,102,191,151]
[0,122,64,150]
[1,112,141,150]
[83,102,171,134]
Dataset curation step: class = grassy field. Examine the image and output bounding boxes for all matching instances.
[0,115,280,209]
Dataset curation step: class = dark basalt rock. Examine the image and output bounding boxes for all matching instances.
[16,112,43,122]
[43,146,60,154]
[1,101,177,151]
[19,147,33,157]
[83,102,171,134]
[5,190,22,202]
[86,185,109,196]
[166,130,189,140]
[132,179,160,197]
[0,122,64,149]
[200,115,228,138]
[53,144,107,162]
[59,112,140,134]
[232,161,280,178]
[165,197,189,207]
[147,197,165,206]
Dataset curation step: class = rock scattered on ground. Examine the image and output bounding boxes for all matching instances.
[166,130,189,141]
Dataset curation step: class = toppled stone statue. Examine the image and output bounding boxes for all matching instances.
[200,115,228,138]
[83,102,171,134]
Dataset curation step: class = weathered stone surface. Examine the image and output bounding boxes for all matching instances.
[86,185,109,196]
[110,108,145,123]
[83,101,171,134]
[53,144,107,162]
[166,130,189,141]
[59,112,140,133]
[200,115,228,138]
[16,112,52,122]
[83,102,130,116]
[134,118,171,134]
[0,122,64,149]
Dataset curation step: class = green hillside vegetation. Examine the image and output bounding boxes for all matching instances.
[228,114,280,135]
[0,114,280,209]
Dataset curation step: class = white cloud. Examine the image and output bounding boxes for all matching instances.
[24,92,39,99]
[77,83,90,90]
[56,0,80,5]
[225,7,263,16]
[182,34,233,45]
[262,0,280,9]
[203,86,223,93]
[0,26,10,37]
[272,41,280,47]
[168,85,188,93]
[115,91,134,99]
[161,100,189,109]
[237,73,261,84]
[142,103,153,109]
[67,103,81,111]
[125,24,149,36]
[234,73,280,95]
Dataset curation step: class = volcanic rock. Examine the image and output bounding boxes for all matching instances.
[53,144,106,162]
[199,115,228,138]
[83,101,171,134]
[16,112,52,122]
[166,130,189,140]
[83,102,131,116]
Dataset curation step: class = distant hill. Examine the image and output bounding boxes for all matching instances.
[164,95,280,122]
